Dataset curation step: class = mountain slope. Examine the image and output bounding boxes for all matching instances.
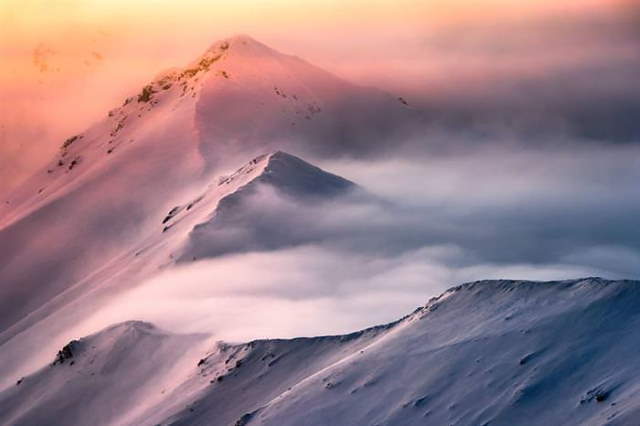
[0,322,209,426]
[0,151,359,389]
[0,34,411,335]
[3,278,640,426]
[241,278,640,426]
[177,150,357,260]
[191,35,415,164]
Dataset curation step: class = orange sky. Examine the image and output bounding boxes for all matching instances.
[0,0,630,193]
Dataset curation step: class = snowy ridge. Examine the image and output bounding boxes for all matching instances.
[3,278,640,426]
[0,34,231,229]
[0,33,408,337]
[2,32,410,228]
[157,150,355,237]
[0,151,357,389]
[167,150,356,261]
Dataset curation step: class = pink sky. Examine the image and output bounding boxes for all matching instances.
[0,0,633,193]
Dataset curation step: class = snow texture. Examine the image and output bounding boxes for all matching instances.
[2,278,639,426]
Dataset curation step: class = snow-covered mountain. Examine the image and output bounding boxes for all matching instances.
[178,150,356,260]
[0,150,361,389]
[2,278,639,426]
[2,34,633,426]
[0,34,411,336]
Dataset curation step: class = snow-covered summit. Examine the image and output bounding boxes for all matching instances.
[202,34,276,58]
[1,33,406,336]
[222,150,355,197]
[158,150,358,260]
[156,150,355,234]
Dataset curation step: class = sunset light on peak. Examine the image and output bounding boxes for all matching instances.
[2,0,634,193]
[0,1,639,424]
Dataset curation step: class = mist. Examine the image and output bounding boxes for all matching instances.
[67,142,640,343]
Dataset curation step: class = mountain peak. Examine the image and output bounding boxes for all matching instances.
[224,33,262,45]
[211,151,354,202]
[174,151,357,261]
[155,150,356,259]
[248,151,355,197]
[202,33,274,59]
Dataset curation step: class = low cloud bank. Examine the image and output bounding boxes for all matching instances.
[79,245,597,343]
[76,143,639,341]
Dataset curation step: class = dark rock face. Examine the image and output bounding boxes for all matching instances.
[53,340,79,366]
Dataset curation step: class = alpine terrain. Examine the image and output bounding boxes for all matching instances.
[0,34,636,426]
[2,278,639,426]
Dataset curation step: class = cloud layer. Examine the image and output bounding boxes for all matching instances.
[73,143,640,342]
